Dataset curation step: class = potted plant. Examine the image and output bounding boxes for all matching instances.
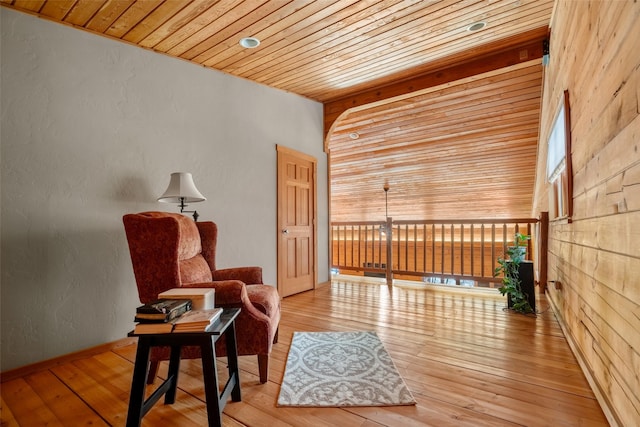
[494,233,535,314]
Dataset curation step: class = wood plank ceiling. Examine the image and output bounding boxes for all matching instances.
[1,0,555,222]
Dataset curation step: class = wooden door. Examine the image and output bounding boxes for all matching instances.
[277,145,316,297]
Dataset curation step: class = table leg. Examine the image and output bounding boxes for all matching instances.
[201,338,222,427]
[126,338,151,427]
[224,321,241,402]
[164,345,182,404]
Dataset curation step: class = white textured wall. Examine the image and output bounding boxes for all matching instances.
[0,8,327,372]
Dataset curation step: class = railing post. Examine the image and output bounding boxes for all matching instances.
[539,212,549,293]
[386,216,393,286]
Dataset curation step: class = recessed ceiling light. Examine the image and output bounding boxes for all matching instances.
[239,37,260,48]
[466,21,486,32]
[349,132,360,140]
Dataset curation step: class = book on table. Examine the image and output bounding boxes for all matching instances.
[158,288,215,310]
[173,308,223,332]
[134,319,178,334]
[134,299,192,323]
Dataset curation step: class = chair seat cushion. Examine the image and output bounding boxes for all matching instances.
[246,284,280,318]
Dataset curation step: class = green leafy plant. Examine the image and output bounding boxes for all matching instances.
[494,233,534,314]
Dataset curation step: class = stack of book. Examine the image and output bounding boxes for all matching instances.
[134,299,192,334]
[173,308,223,332]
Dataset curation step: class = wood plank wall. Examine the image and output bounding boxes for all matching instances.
[532,1,640,425]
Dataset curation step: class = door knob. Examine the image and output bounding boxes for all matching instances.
[282,229,289,234]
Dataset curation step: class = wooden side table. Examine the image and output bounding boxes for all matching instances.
[126,308,241,427]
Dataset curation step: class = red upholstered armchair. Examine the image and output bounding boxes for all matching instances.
[123,211,280,384]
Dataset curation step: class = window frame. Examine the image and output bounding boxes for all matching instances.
[546,90,573,221]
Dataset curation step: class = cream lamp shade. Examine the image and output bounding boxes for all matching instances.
[158,172,206,220]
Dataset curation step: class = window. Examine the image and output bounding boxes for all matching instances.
[546,91,572,220]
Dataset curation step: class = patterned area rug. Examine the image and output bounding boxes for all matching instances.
[277,331,416,407]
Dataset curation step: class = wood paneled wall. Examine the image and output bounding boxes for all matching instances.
[532,1,640,425]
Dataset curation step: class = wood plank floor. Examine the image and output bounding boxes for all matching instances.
[1,278,609,426]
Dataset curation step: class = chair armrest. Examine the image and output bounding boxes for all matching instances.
[182,280,249,307]
[213,267,263,284]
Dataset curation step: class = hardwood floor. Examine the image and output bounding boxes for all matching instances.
[1,278,609,426]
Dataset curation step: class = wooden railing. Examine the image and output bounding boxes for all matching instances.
[331,216,547,288]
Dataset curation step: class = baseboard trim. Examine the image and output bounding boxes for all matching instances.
[0,337,137,383]
[545,291,620,427]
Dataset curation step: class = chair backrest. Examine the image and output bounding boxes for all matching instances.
[123,211,215,303]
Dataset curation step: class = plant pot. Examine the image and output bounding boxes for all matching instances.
[507,261,535,312]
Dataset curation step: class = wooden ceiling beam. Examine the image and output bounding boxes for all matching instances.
[323,27,548,142]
